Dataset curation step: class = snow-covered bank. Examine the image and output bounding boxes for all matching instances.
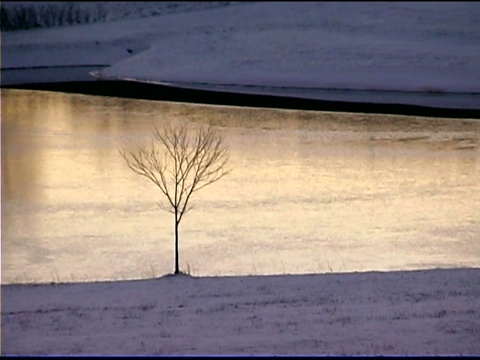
[2,268,479,355]
[2,2,480,110]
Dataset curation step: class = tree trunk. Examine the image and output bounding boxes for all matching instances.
[174,212,179,274]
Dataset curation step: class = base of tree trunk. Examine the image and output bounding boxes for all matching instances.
[162,271,193,278]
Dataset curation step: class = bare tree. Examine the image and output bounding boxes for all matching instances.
[119,122,230,275]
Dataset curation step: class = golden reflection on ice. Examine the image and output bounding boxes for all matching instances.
[1,89,479,283]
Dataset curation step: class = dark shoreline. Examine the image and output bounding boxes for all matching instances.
[3,79,480,119]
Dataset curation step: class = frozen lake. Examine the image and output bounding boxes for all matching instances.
[2,89,479,284]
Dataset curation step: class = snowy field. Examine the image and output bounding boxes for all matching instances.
[2,268,480,355]
[2,1,480,109]
[2,2,480,356]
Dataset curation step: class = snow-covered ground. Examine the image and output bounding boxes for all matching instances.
[2,2,480,355]
[2,268,480,355]
[2,1,480,109]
